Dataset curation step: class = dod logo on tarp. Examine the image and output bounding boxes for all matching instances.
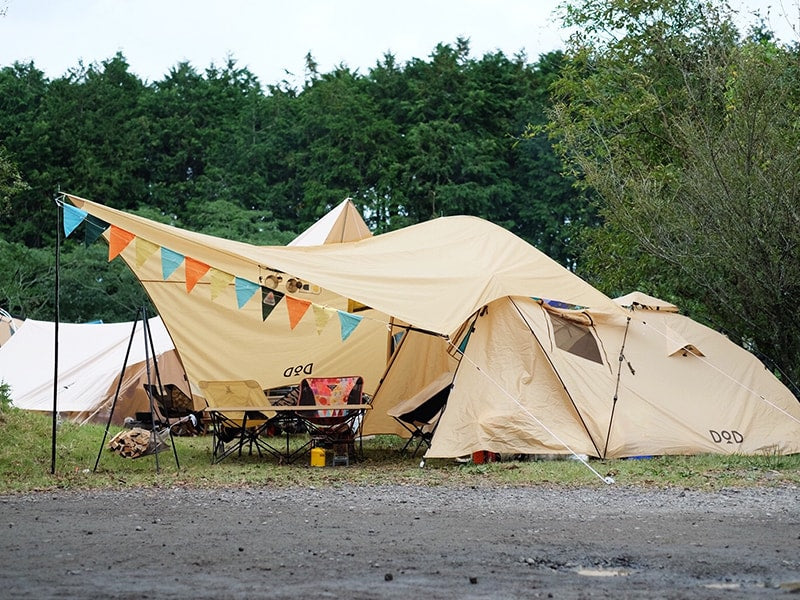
[284,363,313,378]
[709,430,744,444]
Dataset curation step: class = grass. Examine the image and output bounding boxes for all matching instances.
[1,404,799,494]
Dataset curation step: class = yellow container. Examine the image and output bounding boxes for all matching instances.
[310,446,326,467]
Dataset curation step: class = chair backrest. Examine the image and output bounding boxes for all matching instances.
[298,376,363,422]
[199,380,274,425]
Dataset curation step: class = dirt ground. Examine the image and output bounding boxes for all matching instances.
[1,484,798,599]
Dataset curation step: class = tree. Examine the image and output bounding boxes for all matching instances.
[549,0,800,383]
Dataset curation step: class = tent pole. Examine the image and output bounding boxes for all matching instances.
[92,312,140,472]
[51,194,62,475]
[141,312,181,470]
[602,317,632,459]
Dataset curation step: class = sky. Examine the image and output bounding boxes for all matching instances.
[0,1,797,88]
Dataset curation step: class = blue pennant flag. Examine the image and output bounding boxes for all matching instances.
[338,311,363,341]
[161,247,184,280]
[62,204,88,238]
[235,277,259,309]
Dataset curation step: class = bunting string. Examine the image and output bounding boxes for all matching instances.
[59,202,380,340]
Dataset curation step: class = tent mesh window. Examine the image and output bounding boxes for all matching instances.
[549,314,603,364]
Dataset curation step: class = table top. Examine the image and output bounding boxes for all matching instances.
[204,404,372,412]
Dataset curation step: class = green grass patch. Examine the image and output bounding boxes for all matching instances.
[1,407,798,493]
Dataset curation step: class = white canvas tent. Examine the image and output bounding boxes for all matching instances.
[0,308,22,347]
[62,194,800,457]
[0,316,189,425]
[289,198,372,246]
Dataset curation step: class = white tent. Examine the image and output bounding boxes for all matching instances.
[0,317,189,425]
[288,198,372,246]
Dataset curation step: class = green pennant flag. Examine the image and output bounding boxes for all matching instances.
[261,286,285,321]
[338,311,363,341]
[83,215,109,247]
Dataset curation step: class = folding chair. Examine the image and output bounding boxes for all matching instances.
[143,383,204,435]
[387,378,451,459]
[297,376,365,466]
[199,380,277,463]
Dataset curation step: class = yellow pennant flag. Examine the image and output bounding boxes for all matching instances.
[313,304,334,335]
[135,237,159,267]
[209,267,234,301]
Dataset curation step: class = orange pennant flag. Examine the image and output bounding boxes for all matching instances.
[185,256,211,293]
[108,226,135,261]
[286,296,312,330]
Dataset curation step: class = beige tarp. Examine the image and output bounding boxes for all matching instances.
[65,193,617,400]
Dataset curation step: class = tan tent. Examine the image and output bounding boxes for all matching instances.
[0,317,189,425]
[288,198,372,246]
[62,194,800,457]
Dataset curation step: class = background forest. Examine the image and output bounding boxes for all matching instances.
[1,0,798,389]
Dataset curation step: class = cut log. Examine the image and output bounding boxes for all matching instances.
[107,427,169,459]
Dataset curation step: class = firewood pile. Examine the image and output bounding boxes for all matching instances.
[107,427,169,458]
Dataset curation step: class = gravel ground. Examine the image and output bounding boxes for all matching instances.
[1,484,799,599]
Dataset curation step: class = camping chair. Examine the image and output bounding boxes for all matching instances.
[142,383,204,435]
[199,380,278,463]
[297,376,366,466]
[387,380,451,461]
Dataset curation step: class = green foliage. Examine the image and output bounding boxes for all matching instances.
[0,41,587,323]
[548,0,800,381]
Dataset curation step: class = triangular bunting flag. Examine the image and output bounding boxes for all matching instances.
[313,304,334,335]
[135,237,159,267]
[286,296,312,330]
[185,257,210,293]
[235,277,259,309]
[84,215,109,247]
[338,311,363,341]
[261,286,285,321]
[62,204,87,238]
[209,268,234,300]
[161,247,184,280]
[108,226,135,261]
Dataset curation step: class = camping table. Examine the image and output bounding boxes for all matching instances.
[204,405,372,464]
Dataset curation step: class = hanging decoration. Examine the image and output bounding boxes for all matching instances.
[185,257,210,293]
[135,237,159,267]
[57,201,372,342]
[108,226,135,261]
[286,296,312,330]
[235,277,259,309]
[160,247,184,280]
[209,267,234,300]
[62,204,88,237]
[84,215,109,247]
[261,286,285,321]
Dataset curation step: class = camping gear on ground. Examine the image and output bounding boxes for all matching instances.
[298,376,368,466]
[199,380,277,463]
